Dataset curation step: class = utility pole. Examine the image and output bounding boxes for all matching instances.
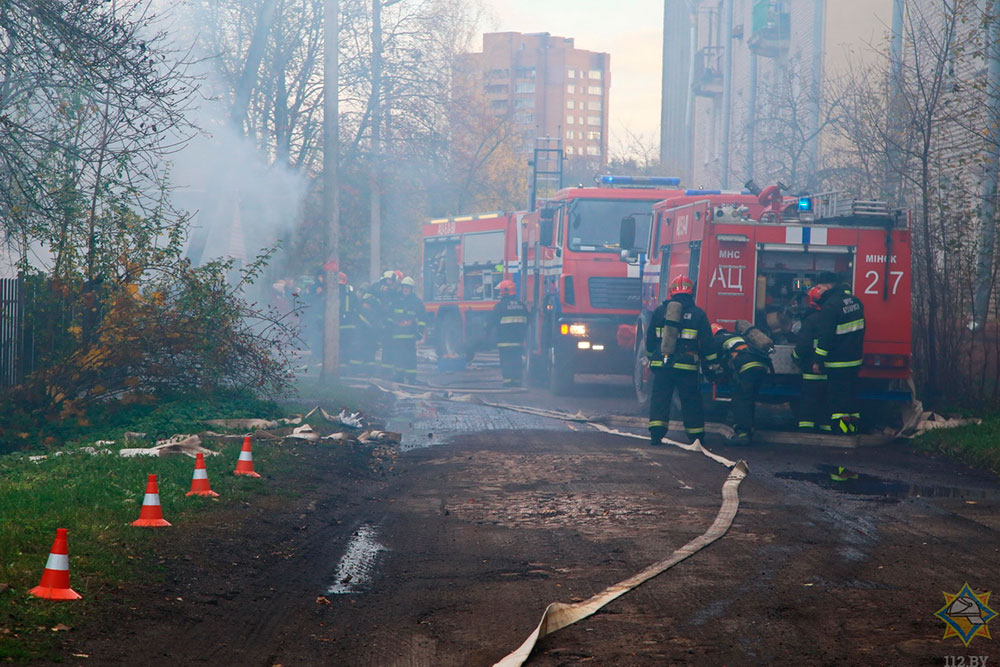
[885,0,904,204]
[807,0,825,177]
[369,0,382,284]
[719,0,733,188]
[322,0,341,378]
[974,0,1000,328]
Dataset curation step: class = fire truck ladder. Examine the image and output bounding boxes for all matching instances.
[805,191,892,221]
[529,137,563,211]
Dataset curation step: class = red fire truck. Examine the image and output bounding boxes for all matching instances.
[421,211,521,361]
[620,186,912,407]
[520,176,686,393]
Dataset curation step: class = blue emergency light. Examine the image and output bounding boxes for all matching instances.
[798,196,813,212]
[598,175,681,187]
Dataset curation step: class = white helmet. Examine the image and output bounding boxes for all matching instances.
[400,276,416,287]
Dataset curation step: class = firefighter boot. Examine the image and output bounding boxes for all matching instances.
[649,428,666,447]
[729,429,751,446]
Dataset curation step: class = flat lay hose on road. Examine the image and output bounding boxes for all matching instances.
[366,380,750,667]
[493,461,748,667]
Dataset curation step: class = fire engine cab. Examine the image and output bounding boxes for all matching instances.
[520,176,685,393]
[620,186,912,407]
[422,211,521,361]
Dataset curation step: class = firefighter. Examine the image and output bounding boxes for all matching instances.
[491,279,528,386]
[646,275,717,445]
[792,285,831,433]
[387,276,426,383]
[812,271,866,434]
[338,272,361,373]
[360,270,397,377]
[710,322,771,444]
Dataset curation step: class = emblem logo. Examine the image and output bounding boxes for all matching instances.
[934,583,997,646]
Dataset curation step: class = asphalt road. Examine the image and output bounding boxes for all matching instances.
[68,351,1000,666]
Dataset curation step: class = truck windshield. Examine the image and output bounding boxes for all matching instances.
[566,199,657,252]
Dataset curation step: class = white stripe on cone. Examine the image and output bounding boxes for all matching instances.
[239,451,253,461]
[44,553,70,571]
[143,493,161,505]
[193,469,208,480]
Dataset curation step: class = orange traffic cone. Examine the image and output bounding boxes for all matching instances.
[29,528,81,600]
[233,436,261,478]
[186,453,219,497]
[131,474,172,527]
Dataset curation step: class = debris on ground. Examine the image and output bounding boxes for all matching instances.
[119,435,219,458]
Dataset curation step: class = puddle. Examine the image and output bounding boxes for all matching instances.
[775,465,997,501]
[327,524,385,594]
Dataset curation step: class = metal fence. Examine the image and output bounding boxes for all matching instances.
[0,277,23,388]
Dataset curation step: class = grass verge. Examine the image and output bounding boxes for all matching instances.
[0,388,357,661]
[912,413,1000,476]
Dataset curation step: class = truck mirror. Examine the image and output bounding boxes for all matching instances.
[620,215,636,251]
[539,215,554,246]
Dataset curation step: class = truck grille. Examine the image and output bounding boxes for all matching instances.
[588,277,641,310]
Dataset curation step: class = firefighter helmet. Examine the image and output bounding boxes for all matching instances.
[710,322,725,336]
[668,274,694,296]
[400,276,416,287]
[381,269,396,282]
[338,272,348,285]
[393,270,404,282]
[498,279,516,296]
[807,285,824,309]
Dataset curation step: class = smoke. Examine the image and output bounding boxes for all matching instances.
[154,1,308,272]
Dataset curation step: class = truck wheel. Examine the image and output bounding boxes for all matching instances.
[524,350,546,386]
[549,345,574,395]
[633,327,651,409]
[435,312,463,360]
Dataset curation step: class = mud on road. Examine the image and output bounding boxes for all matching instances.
[55,359,1000,666]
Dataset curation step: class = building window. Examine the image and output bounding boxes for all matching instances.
[567,100,575,110]
[566,84,575,94]
[485,84,507,95]
[587,116,601,126]
[513,97,535,108]
[589,70,602,80]
[586,145,600,156]
[514,66,536,79]
[515,112,535,125]
[566,145,575,155]
[566,130,574,139]
[491,100,508,110]
[514,82,535,94]
[578,116,584,124]
[567,69,576,78]
[588,85,602,95]
[587,130,601,140]
[587,100,601,111]
[566,116,575,124]
[487,68,509,79]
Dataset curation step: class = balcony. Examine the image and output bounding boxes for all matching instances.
[692,46,724,97]
[748,0,790,58]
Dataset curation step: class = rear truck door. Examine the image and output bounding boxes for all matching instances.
[702,222,756,328]
[855,227,911,379]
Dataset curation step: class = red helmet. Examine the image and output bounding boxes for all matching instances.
[710,322,725,336]
[498,279,516,296]
[806,285,823,309]
[668,274,694,296]
[338,272,348,285]
[392,270,404,282]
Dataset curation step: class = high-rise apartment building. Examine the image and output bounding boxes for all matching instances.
[456,32,611,164]
[661,0,893,190]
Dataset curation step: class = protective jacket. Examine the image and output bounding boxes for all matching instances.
[646,293,716,371]
[492,296,528,346]
[390,292,427,341]
[713,329,770,377]
[813,284,865,368]
[792,309,825,374]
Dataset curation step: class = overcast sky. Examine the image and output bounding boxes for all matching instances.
[483,0,664,153]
